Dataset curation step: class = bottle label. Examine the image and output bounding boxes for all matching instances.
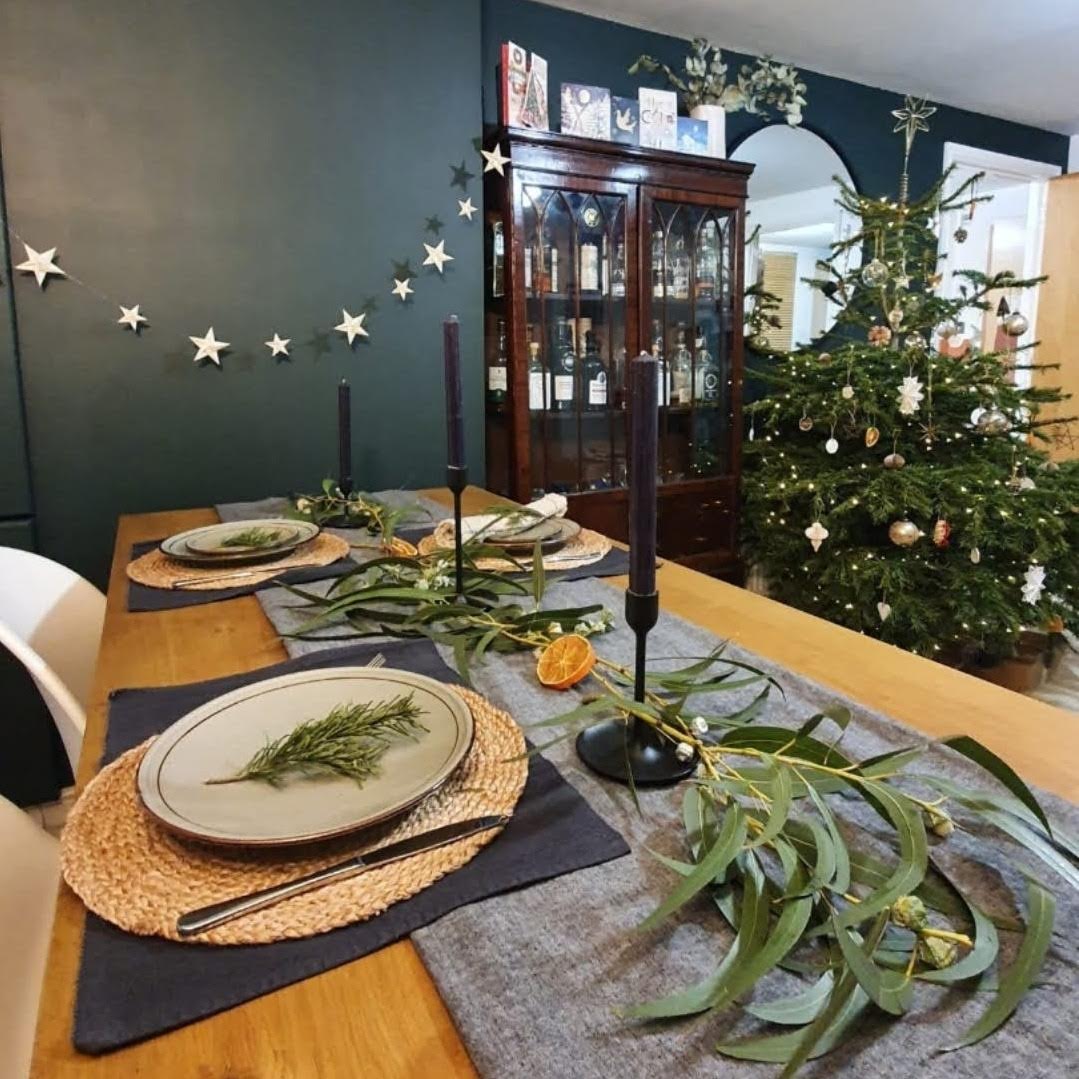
[703,371,719,399]
[588,375,607,406]
[529,371,547,410]
[580,244,599,291]
[524,246,533,289]
[488,367,508,392]
[656,368,670,407]
[549,249,559,292]
[554,375,574,401]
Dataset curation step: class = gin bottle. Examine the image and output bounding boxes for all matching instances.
[651,231,665,298]
[695,222,718,300]
[491,221,505,298]
[651,321,671,407]
[670,326,692,405]
[693,334,720,403]
[528,341,549,411]
[487,319,509,410]
[582,330,607,411]
[551,317,575,412]
[670,237,690,300]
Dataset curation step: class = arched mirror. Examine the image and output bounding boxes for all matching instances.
[731,126,859,350]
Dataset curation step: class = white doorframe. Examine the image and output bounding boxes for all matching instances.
[939,143,1061,387]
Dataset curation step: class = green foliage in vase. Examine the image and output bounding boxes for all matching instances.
[283,538,614,683]
[206,693,426,788]
[219,527,283,549]
[741,98,1079,661]
[533,649,1075,1072]
[289,479,423,541]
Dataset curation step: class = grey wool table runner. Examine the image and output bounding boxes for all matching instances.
[255,574,1078,1079]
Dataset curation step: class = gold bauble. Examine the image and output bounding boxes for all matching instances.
[889,519,924,546]
[883,452,906,469]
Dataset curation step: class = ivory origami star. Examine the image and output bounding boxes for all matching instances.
[117,304,148,332]
[804,521,829,553]
[391,278,414,301]
[189,327,230,365]
[16,244,66,287]
[265,333,290,357]
[1021,564,1046,605]
[422,240,454,274]
[457,197,477,221]
[481,143,510,176]
[897,375,925,416]
[335,309,368,345]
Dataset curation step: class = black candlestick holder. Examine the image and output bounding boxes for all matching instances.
[446,464,468,600]
[575,588,697,786]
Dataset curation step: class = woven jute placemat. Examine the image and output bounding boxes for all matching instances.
[419,521,612,572]
[60,687,526,945]
[127,533,351,591]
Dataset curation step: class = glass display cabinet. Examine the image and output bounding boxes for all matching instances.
[483,128,752,577]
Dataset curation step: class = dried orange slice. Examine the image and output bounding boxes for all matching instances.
[382,536,418,557]
[536,634,596,690]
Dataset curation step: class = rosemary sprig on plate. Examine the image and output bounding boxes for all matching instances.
[206,693,427,787]
[220,527,283,548]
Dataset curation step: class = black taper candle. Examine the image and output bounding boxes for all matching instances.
[443,316,465,469]
[337,379,352,495]
[628,352,658,597]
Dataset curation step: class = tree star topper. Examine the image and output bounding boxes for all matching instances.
[117,304,148,332]
[892,96,937,157]
[391,278,413,301]
[335,309,368,345]
[457,197,477,221]
[481,143,510,176]
[189,327,230,366]
[422,240,454,274]
[265,333,291,357]
[16,244,66,288]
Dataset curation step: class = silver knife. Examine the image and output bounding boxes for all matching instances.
[176,815,507,937]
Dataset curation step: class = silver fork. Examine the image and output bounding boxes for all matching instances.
[365,653,386,669]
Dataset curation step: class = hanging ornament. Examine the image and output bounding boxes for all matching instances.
[1021,564,1046,606]
[422,240,454,273]
[817,351,833,363]
[883,452,906,469]
[976,407,1011,435]
[117,304,148,333]
[189,327,230,366]
[996,296,1011,319]
[841,383,855,400]
[798,411,814,432]
[264,333,290,357]
[748,416,755,441]
[481,143,511,176]
[861,258,889,287]
[457,197,477,221]
[15,243,66,288]
[897,375,925,416]
[932,519,951,548]
[865,426,880,447]
[887,306,904,330]
[953,224,968,243]
[905,332,927,353]
[825,435,839,454]
[970,546,981,564]
[804,521,829,552]
[391,278,414,301]
[889,520,924,546]
[335,309,369,345]
[1002,311,1029,337]
[868,325,892,347]
[877,600,892,622]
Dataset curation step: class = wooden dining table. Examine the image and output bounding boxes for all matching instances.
[30,486,1078,1078]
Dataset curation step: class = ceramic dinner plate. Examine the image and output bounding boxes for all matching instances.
[488,517,581,553]
[159,518,320,565]
[137,667,474,846]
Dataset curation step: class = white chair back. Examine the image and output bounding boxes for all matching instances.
[0,547,106,772]
[0,794,59,1079]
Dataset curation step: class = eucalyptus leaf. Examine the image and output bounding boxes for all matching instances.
[834,914,913,1015]
[743,970,835,1025]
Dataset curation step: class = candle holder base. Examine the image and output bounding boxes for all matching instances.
[575,720,696,786]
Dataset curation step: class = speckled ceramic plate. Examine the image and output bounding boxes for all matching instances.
[159,519,319,565]
[137,667,474,847]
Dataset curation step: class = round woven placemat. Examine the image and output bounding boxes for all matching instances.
[60,687,526,945]
[127,533,351,591]
[419,521,612,572]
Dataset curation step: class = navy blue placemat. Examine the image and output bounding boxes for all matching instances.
[544,547,628,582]
[74,638,629,1054]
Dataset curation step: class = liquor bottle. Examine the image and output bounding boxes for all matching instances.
[693,333,720,403]
[651,231,665,298]
[487,319,509,410]
[551,317,575,411]
[582,330,607,411]
[524,241,534,294]
[695,222,717,300]
[580,237,600,292]
[548,244,560,292]
[670,237,690,300]
[492,221,505,298]
[528,340,548,411]
[651,321,671,407]
[610,242,626,298]
[670,326,692,405]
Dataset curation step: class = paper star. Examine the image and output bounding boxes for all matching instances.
[16,244,66,288]
[457,197,477,221]
[189,327,230,366]
[391,278,413,301]
[450,160,474,190]
[117,304,148,332]
[1021,564,1046,606]
[265,333,290,357]
[897,375,924,416]
[335,309,368,345]
[481,143,510,176]
[422,240,454,273]
[804,521,829,553]
[892,96,937,155]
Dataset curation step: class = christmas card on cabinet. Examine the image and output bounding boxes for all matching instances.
[519,53,548,129]
[561,83,611,140]
[610,95,639,144]
[500,41,529,126]
[639,88,677,150]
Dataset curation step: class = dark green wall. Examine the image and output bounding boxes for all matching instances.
[481,0,1070,196]
[0,0,483,586]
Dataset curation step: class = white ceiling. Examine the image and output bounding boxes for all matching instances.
[543,1,1079,135]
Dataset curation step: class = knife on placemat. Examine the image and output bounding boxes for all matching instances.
[176,815,507,937]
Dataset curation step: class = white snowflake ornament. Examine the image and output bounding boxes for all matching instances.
[897,375,924,416]
[1021,564,1046,606]
[805,521,829,552]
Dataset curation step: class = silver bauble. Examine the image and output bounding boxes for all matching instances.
[1002,311,1029,337]
[976,407,1011,435]
[887,306,904,330]
[883,453,906,469]
[889,519,924,546]
[861,258,889,287]
[905,332,927,352]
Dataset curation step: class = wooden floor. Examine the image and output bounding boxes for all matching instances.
[31,488,1077,1078]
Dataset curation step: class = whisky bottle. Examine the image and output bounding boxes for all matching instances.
[551,317,575,412]
[610,242,626,298]
[492,221,505,298]
[670,326,692,405]
[651,321,671,407]
[693,333,719,403]
[487,319,509,410]
[528,340,549,411]
[582,330,607,411]
[651,231,665,298]
[695,222,717,300]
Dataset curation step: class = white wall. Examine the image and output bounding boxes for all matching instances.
[1070,135,1079,173]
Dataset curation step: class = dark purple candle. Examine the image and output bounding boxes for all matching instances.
[337,378,352,494]
[443,316,465,469]
[628,351,658,595]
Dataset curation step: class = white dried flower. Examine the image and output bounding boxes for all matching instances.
[691,716,709,735]
[674,741,695,762]
[546,622,563,636]
[295,497,312,512]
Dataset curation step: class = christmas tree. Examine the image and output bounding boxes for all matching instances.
[741,98,1079,661]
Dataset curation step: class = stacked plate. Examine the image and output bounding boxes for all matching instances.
[159,518,320,567]
[481,516,581,554]
[137,667,475,846]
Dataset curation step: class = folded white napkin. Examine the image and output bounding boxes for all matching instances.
[455,493,568,543]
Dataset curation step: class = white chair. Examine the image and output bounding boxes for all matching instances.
[0,547,106,773]
[0,795,59,1079]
